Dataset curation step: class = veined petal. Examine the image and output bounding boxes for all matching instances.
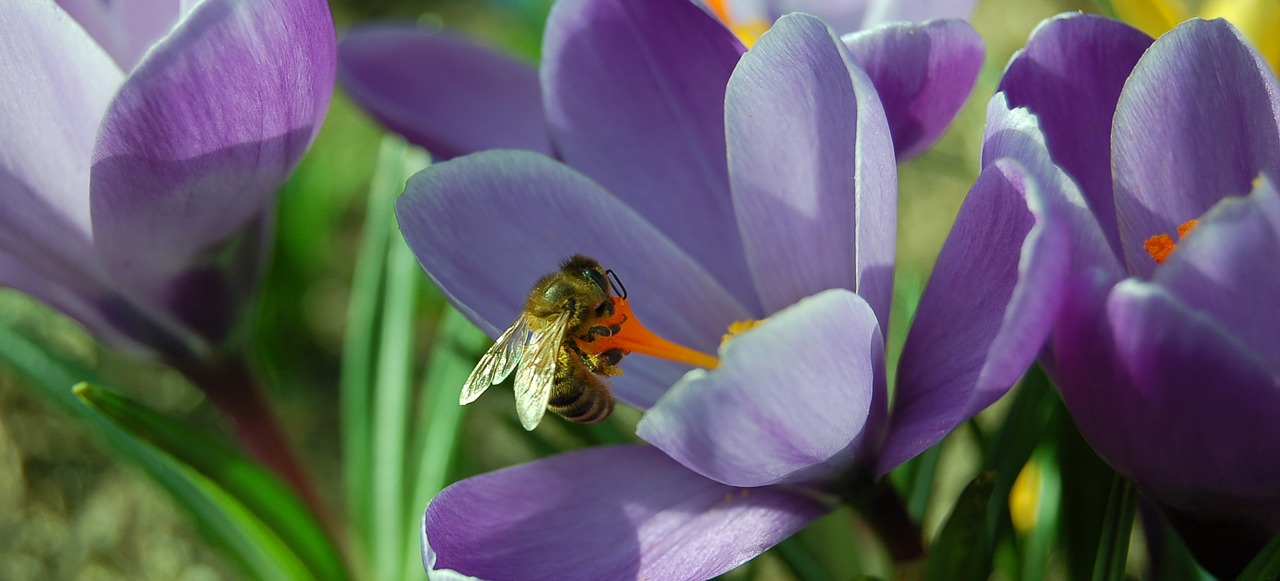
[338,24,551,159]
[1153,179,1280,368]
[637,290,887,487]
[879,158,1069,474]
[843,19,983,159]
[55,0,185,71]
[726,14,896,330]
[542,0,757,309]
[90,0,335,335]
[423,445,829,581]
[997,13,1152,257]
[982,94,1124,278]
[396,150,752,409]
[1112,18,1280,278]
[1055,277,1280,525]
[0,0,121,288]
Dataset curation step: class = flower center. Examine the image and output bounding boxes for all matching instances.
[574,297,720,369]
[1143,219,1201,264]
[705,0,770,47]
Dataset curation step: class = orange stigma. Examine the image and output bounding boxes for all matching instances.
[575,297,719,369]
[1143,219,1201,264]
[704,0,770,47]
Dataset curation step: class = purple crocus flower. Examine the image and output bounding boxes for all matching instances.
[393,1,1055,577]
[335,0,982,162]
[705,0,976,41]
[1,0,335,359]
[978,13,1280,577]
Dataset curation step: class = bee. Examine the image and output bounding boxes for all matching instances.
[461,254,629,430]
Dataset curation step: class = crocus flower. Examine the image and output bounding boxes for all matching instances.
[394,1,1055,577]
[336,0,982,162]
[701,0,976,46]
[1,0,335,360]
[980,13,1280,577]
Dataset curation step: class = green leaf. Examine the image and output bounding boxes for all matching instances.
[0,321,312,580]
[926,472,997,581]
[1237,529,1280,580]
[74,383,346,581]
[1090,473,1137,581]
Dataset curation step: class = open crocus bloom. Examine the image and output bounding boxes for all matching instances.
[983,13,1280,577]
[396,1,1056,577]
[336,0,981,162]
[1,0,334,358]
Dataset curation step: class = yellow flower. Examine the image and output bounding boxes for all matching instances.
[1112,0,1280,71]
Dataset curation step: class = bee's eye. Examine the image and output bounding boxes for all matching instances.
[583,269,609,294]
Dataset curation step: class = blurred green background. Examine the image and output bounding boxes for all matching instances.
[0,0,1092,578]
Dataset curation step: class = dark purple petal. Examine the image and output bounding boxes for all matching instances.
[542,0,758,310]
[843,19,983,159]
[337,24,551,159]
[56,0,184,71]
[726,14,896,329]
[997,13,1151,258]
[423,445,830,581]
[396,150,753,409]
[1112,18,1280,278]
[1152,179,1280,369]
[0,0,121,289]
[90,0,335,332]
[879,158,1069,474]
[1054,276,1280,526]
[982,95,1124,278]
[638,289,887,487]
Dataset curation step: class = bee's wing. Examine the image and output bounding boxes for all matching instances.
[460,317,529,405]
[513,310,570,431]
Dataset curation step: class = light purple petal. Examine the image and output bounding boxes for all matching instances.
[859,0,976,28]
[982,94,1124,278]
[0,0,121,289]
[726,14,896,330]
[1112,18,1280,278]
[1054,276,1280,521]
[843,19,983,159]
[1152,179,1280,369]
[396,150,753,409]
[997,14,1151,258]
[337,24,551,159]
[542,0,758,311]
[56,0,184,71]
[90,0,335,331]
[879,159,1069,474]
[423,445,829,581]
[638,289,887,487]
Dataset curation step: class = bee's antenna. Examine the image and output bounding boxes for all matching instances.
[605,269,627,299]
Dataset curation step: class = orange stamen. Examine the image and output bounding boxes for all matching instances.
[576,297,719,369]
[721,319,762,344]
[1143,219,1202,264]
[703,0,769,47]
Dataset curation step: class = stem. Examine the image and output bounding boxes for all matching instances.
[845,477,926,563]
[174,355,332,535]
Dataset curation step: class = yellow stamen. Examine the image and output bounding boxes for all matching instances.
[721,319,762,344]
[575,297,719,369]
[704,0,769,47]
[1143,219,1201,264]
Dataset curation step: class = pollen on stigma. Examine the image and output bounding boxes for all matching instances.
[1143,219,1201,264]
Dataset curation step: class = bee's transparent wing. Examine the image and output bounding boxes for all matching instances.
[460,317,529,405]
[514,310,570,431]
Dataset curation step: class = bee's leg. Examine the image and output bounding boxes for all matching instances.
[581,320,623,343]
[596,348,625,367]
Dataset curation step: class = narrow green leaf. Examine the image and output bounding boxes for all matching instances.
[340,134,405,547]
[1237,529,1280,580]
[75,383,346,581]
[774,536,829,581]
[1090,473,1137,581]
[401,306,488,580]
[902,442,943,522]
[926,472,997,581]
[370,146,432,581]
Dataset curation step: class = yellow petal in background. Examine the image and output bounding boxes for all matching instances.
[1111,0,1192,37]
[1201,0,1280,72]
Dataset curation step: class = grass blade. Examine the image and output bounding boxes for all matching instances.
[1091,473,1137,581]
